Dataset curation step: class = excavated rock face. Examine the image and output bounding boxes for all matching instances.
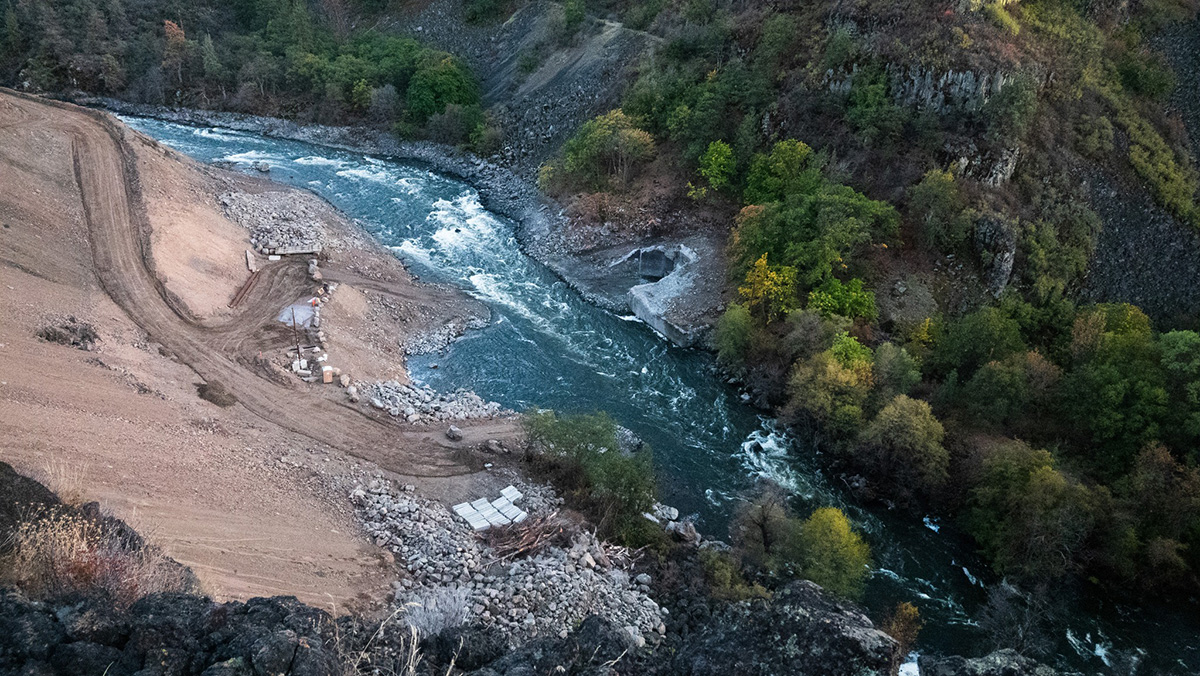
[669,581,899,676]
[919,648,1071,676]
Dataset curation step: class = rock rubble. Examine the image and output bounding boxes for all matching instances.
[351,479,665,648]
[364,380,508,423]
[218,191,327,253]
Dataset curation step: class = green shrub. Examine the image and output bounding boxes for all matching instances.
[563,0,585,33]
[1117,50,1177,101]
[689,139,735,199]
[807,278,877,320]
[425,103,486,146]
[465,0,509,23]
[846,70,908,144]
[984,2,1020,35]
[699,548,770,600]
[624,0,665,30]
[715,303,754,365]
[1075,115,1115,157]
[982,74,1039,141]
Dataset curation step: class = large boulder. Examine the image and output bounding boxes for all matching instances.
[466,616,632,676]
[670,580,899,676]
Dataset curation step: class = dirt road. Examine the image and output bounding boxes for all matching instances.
[2,89,502,477]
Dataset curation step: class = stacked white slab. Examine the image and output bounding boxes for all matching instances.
[452,485,528,531]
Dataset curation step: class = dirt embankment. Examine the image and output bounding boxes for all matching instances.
[0,90,519,610]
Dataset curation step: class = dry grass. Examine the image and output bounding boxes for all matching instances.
[0,506,195,606]
[40,457,86,506]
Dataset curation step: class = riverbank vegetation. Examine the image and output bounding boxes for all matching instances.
[0,0,496,146]
[521,411,875,600]
[529,0,1200,614]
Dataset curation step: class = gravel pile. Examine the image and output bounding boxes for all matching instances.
[352,480,666,648]
[364,380,508,423]
[219,191,327,253]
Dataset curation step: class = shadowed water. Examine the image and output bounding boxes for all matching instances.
[123,115,1199,674]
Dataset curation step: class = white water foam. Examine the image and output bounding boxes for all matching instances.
[294,155,346,167]
[221,150,281,164]
[735,426,809,496]
[336,166,396,183]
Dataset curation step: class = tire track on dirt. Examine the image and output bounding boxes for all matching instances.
[2,90,491,477]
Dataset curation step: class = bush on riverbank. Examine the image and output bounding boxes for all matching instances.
[731,491,872,599]
[521,410,663,548]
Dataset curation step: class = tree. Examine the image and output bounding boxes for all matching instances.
[859,395,949,499]
[732,497,872,599]
[787,343,872,437]
[959,350,1060,428]
[909,169,971,252]
[406,55,480,124]
[738,253,798,321]
[162,20,187,86]
[729,186,897,289]
[1160,330,1200,446]
[4,3,19,57]
[929,306,1025,379]
[348,78,371,110]
[733,491,807,577]
[200,34,224,84]
[689,139,735,199]
[744,139,822,204]
[1060,304,1167,477]
[562,110,656,188]
[965,441,1095,580]
[798,507,872,598]
[872,342,921,409]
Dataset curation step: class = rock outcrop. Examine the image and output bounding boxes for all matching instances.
[919,648,1072,676]
[670,580,899,676]
[0,591,342,676]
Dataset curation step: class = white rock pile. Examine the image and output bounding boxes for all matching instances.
[352,480,666,648]
[364,380,508,423]
[219,191,326,253]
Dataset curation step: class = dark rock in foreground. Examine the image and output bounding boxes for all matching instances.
[0,591,340,676]
[670,580,899,676]
[920,648,1073,676]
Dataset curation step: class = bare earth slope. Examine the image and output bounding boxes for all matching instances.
[0,90,515,608]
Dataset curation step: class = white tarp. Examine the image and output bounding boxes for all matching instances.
[278,300,318,328]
